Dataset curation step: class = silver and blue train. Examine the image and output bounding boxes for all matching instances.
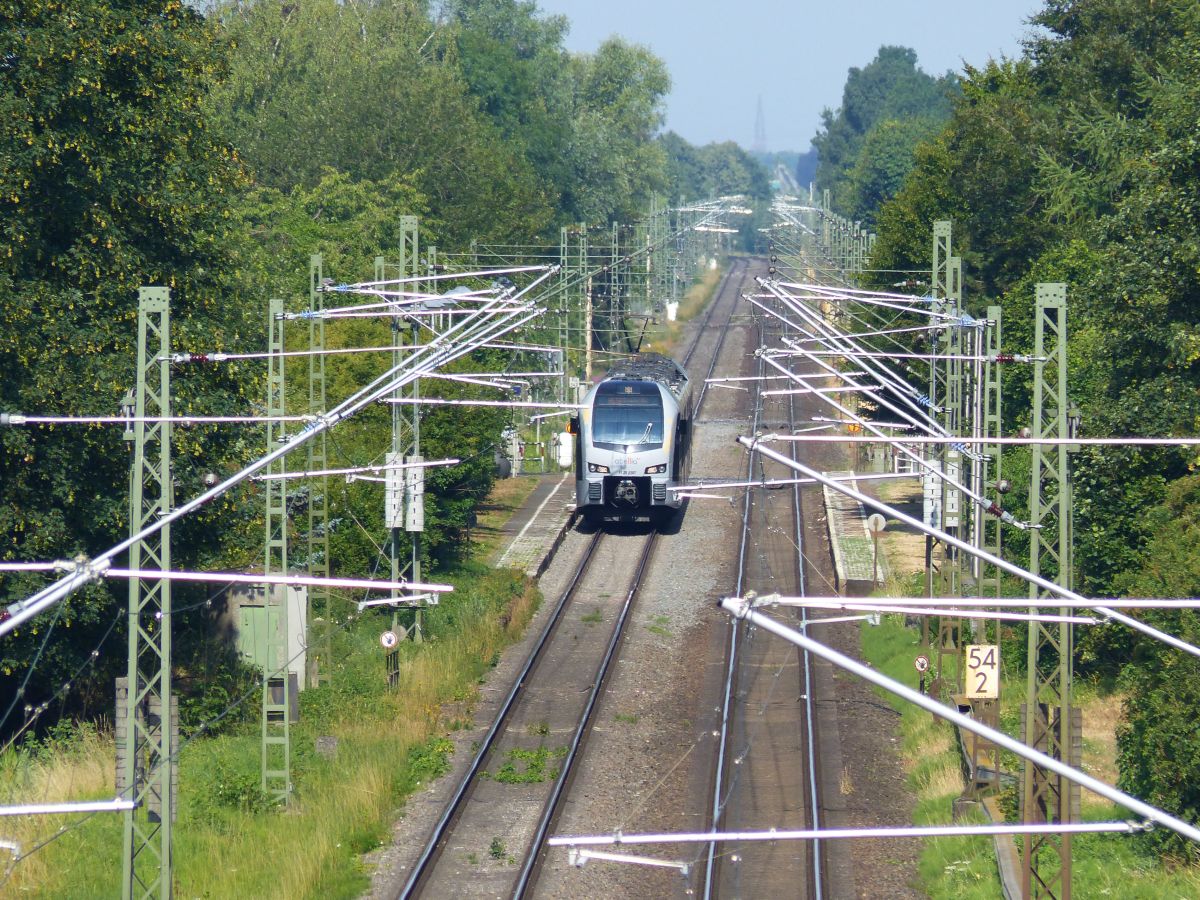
[571,353,692,525]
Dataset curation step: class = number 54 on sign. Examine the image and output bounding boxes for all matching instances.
[965,644,999,699]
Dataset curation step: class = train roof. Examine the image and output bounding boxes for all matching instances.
[602,353,689,400]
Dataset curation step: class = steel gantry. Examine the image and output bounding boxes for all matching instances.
[120,287,176,899]
[967,303,1005,798]
[929,220,963,694]
[1022,283,1080,900]
[308,255,331,687]
[387,215,424,657]
[262,296,291,804]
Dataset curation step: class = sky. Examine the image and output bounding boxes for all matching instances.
[533,0,1047,153]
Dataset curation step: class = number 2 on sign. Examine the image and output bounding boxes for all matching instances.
[965,644,999,699]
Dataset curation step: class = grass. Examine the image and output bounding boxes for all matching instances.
[646,614,672,637]
[0,723,114,893]
[626,264,724,362]
[481,745,567,784]
[4,567,542,898]
[473,475,543,563]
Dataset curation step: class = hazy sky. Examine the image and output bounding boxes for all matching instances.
[534,0,1046,153]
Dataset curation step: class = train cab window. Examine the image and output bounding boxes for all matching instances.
[592,382,664,450]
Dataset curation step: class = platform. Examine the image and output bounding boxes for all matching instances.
[493,472,576,578]
[822,470,885,595]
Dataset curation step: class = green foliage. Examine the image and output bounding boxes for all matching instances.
[186,739,272,825]
[482,744,566,784]
[813,45,958,222]
[846,116,943,227]
[0,0,259,725]
[871,1,1200,609]
[564,38,671,223]
[406,736,455,784]
[869,8,1200,861]
[660,133,771,250]
[660,132,771,203]
[1112,475,1200,860]
[209,0,553,245]
[868,59,1052,300]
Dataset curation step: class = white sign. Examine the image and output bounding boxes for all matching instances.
[945,451,961,528]
[385,451,404,529]
[965,644,999,699]
[865,513,886,533]
[380,630,399,650]
[922,461,942,529]
[405,454,425,532]
[914,654,930,673]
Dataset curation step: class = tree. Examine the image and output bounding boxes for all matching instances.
[812,45,957,217]
[209,0,553,245]
[1113,475,1200,861]
[846,116,940,226]
[0,0,256,724]
[563,38,670,224]
[660,133,771,204]
[441,0,576,216]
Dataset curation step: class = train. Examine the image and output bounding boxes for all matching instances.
[570,353,692,526]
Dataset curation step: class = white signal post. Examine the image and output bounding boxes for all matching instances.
[965,644,1000,699]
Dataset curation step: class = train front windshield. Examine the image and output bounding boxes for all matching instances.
[593,382,664,450]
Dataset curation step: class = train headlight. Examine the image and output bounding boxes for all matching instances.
[588,462,609,473]
[644,463,667,474]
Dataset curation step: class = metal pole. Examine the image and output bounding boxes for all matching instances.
[262,297,291,804]
[120,287,174,899]
[1023,283,1077,899]
[308,255,330,687]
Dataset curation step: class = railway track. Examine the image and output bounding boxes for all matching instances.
[398,528,656,899]
[701,264,836,898]
[395,257,749,900]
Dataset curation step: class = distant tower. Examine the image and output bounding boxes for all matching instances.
[753,95,767,155]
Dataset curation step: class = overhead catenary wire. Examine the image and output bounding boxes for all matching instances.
[1,265,558,639]
[250,457,460,482]
[719,598,1200,846]
[738,435,1200,662]
[553,819,1150,849]
[759,594,1200,611]
[0,201,743,881]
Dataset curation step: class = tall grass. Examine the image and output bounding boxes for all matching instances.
[861,615,1200,897]
[625,264,724,362]
[661,266,723,356]
[4,568,540,897]
[0,723,114,893]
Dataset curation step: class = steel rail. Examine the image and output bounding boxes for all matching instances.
[702,265,765,897]
[788,385,825,899]
[684,257,747,393]
[741,437,1200,662]
[721,599,1200,846]
[510,243,749,896]
[396,529,603,899]
[406,255,747,898]
[514,531,658,898]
